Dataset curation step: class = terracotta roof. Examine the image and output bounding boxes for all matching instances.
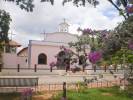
[1,40,21,47]
[17,47,28,56]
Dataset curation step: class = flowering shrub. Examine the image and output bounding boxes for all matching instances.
[49,61,56,67]
[50,46,73,70]
[88,51,102,64]
[82,28,92,34]
[82,28,97,36]
[71,67,81,73]
[100,30,109,39]
[128,40,133,50]
[21,88,33,100]
[60,45,66,50]
[126,5,133,14]
[61,97,67,100]
[60,45,72,54]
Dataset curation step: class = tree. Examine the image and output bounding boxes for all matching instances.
[3,0,54,12]
[0,10,11,43]
[2,0,133,19]
[98,16,133,62]
[100,16,133,93]
[63,0,133,19]
[114,16,133,45]
[69,28,103,71]
[56,46,73,71]
[49,33,97,72]
[69,35,90,71]
[102,48,133,68]
[0,10,12,65]
[4,0,35,12]
[49,46,73,72]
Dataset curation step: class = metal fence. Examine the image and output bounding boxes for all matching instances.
[0,66,124,73]
[0,79,127,93]
[36,80,127,92]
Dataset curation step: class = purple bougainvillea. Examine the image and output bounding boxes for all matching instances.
[126,5,133,14]
[60,46,72,53]
[128,40,133,50]
[82,28,93,35]
[49,61,56,67]
[60,45,65,50]
[83,28,92,33]
[61,97,67,100]
[21,88,33,100]
[88,51,102,64]
[100,30,109,39]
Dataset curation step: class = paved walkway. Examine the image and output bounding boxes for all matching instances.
[0,73,123,84]
[38,74,123,84]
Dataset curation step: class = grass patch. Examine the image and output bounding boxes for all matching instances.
[0,92,20,100]
[0,87,132,100]
[52,87,133,100]
[0,91,55,100]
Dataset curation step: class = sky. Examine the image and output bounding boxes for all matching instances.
[0,0,124,48]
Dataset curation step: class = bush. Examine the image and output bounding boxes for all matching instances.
[71,67,81,73]
[126,85,133,97]
[76,81,88,93]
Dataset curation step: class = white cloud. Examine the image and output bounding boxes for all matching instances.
[0,0,124,47]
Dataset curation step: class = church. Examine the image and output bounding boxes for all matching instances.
[2,20,91,70]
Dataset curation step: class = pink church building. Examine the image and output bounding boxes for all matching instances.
[2,20,91,70]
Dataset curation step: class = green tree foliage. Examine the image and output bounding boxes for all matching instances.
[111,49,133,65]
[100,16,133,58]
[114,16,133,46]
[102,33,121,56]
[3,0,54,12]
[0,10,11,43]
[0,10,11,64]
[3,0,132,19]
[3,0,98,12]
[63,0,132,19]
[4,0,35,12]
[99,16,133,92]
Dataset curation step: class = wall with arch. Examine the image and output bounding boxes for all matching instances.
[29,44,61,69]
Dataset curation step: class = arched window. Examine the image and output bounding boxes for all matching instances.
[38,53,47,64]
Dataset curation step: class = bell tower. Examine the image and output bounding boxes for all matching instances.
[58,19,69,32]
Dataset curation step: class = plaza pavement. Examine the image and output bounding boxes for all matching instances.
[0,74,123,84]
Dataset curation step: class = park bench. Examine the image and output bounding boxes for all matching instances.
[0,77,38,93]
